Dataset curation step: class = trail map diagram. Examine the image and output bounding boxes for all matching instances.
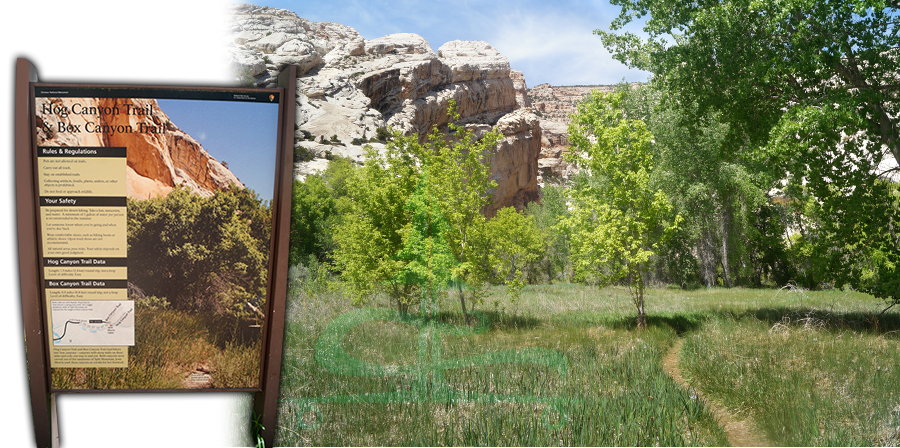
[51,300,134,346]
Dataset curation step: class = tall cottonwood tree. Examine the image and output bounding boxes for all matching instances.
[599,0,899,161]
[646,92,771,287]
[609,83,791,288]
[599,0,900,306]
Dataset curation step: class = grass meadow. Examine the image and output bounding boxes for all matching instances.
[275,280,900,446]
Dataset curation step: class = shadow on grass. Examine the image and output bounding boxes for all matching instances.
[590,307,900,337]
[746,307,900,336]
[477,310,544,331]
[479,305,900,339]
[402,310,545,331]
[387,295,900,339]
[478,308,707,335]
[593,312,708,335]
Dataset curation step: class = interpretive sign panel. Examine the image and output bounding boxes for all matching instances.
[31,85,284,390]
[16,59,295,447]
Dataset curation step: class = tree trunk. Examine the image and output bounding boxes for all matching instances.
[720,202,733,288]
[391,283,411,315]
[457,282,469,324]
[634,274,647,329]
[698,225,717,287]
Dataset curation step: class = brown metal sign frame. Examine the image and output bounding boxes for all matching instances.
[15,58,295,448]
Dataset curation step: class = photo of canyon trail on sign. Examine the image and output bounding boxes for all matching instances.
[35,90,280,391]
[227,1,899,446]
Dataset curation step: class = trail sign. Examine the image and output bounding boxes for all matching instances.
[15,58,296,448]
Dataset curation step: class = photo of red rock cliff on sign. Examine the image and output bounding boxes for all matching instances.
[35,91,280,391]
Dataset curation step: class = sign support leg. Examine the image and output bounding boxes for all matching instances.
[17,57,59,448]
[251,64,297,448]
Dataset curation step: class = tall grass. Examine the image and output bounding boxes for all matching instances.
[680,304,900,446]
[275,280,726,446]
[277,278,900,446]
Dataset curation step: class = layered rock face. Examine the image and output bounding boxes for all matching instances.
[228,3,541,215]
[35,97,241,199]
[528,84,617,182]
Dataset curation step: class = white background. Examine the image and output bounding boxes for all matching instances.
[1,1,261,446]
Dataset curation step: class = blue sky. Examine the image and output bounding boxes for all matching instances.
[157,99,280,200]
[253,0,650,87]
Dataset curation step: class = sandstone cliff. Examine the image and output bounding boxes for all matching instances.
[228,3,541,214]
[35,97,242,199]
[528,84,620,182]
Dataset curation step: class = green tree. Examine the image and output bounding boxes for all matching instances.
[128,187,271,316]
[392,167,459,317]
[423,103,503,321]
[526,185,571,283]
[330,131,420,311]
[561,90,680,328]
[611,82,792,288]
[289,156,356,266]
[483,206,545,301]
[330,101,501,319]
[599,0,899,161]
[600,0,900,306]
[645,89,770,287]
[290,175,335,266]
[769,105,900,302]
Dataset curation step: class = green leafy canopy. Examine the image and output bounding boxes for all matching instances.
[561,90,681,328]
[599,0,900,306]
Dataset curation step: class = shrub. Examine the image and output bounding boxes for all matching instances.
[375,127,392,142]
[294,145,316,163]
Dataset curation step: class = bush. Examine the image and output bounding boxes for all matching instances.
[294,145,316,163]
[288,255,331,297]
[375,127,392,142]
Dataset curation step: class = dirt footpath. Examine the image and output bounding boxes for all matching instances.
[662,339,773,447]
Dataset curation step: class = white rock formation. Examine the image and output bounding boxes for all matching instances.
[228,3,542,214]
